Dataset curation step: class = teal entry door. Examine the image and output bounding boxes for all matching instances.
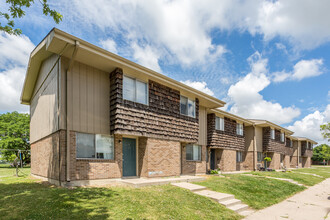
[122,138,137,177]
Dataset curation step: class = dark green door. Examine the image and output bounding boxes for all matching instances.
[122,138,137,177]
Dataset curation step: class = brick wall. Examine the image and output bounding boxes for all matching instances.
[110,68,199,143]
[181,144,207,175]
[302,157,311,168]
[263,127,286,154]
[214,149,237,171]
[283,155,290,167]
[207,113,245,151]
[290,156,298,168]
[266,152,281,169]
[31,131,65,180]
[69,132,123,180]
[240,151,254,171]
[301,141,313,157]
[141,138,181,177]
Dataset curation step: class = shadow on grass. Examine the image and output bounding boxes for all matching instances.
[0,181,118,219]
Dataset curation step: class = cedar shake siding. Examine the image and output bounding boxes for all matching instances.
[301,141,313,157]
[262,127,287,154]
[109,68,199,142]
[207,113,245,151]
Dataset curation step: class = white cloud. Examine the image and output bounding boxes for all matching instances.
[227,52,300,124]
[0,33,34,69]
[287,105,330,144]
[99,39,117,53]
[181,80,214,96]
[273,59,324,82]
[0,33,34,113]
[131,42,161,72]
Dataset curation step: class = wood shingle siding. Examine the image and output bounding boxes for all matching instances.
[109,68,199,142]
[207,113,245,151]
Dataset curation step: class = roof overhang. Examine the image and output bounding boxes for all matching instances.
[209,109,253,125]
[21,28,226,108]
[248,119,294,135]
[292,136,318,145]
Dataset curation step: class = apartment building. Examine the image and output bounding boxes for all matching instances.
[21,29,316,186]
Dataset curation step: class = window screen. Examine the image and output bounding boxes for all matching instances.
[236,151,243,162]
[123,76,135,102]
[186,144,201,161]
[180,95,195,118]
[123,76,148,105]
[257,152,263,162]
[76,133,95,158]
[216,117,224,131]
[95,134,114,159]
[270,129,275,139]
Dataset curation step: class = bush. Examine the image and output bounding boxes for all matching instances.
[264,157,272,162]
[210,169,219,174]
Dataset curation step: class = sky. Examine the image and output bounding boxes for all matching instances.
[0,0,329,144]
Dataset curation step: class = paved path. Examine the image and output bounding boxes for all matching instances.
[244,178,330,220]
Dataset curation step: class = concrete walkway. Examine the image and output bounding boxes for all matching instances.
[171,182,254,216]
[244,178,330,220]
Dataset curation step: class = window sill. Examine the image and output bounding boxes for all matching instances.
[76,158,115,162]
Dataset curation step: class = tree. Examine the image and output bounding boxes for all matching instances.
[320,122,330,142]
[0,0,62,35]
[312,144,330,164]
[0,112,30,164]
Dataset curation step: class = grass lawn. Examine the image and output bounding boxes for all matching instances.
[250,170,324,186]
[292,166,330,178]
[195,175,305,210]
[0,166,240,220]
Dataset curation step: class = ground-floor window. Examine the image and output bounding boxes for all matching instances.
[257,152,263,162]
[299,157,302,163]
[280,154,284,163]
[186,144,201,161]
[236,151,243,162]
[76,132,114,160]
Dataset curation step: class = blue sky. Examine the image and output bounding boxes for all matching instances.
[0,0,329,143]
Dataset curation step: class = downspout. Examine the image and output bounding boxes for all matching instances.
[252,124,257,171]
[66,41,80,183]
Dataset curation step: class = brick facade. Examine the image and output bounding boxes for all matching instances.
[290,156,298,168]
[30,130,66,181]
[301,141,313,157]
[181,144,207,174]
[240,151,254,171]
[70,132,123,180]
[138,138,181,177]
[207,113,245,151]
[110,68,199,143]
[265,152,281,170]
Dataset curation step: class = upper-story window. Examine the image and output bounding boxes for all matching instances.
[290,139,293,147]
[123,75,148,105]
[215,116,224,131]
[281,133,285,142]
[270,129,275,139]
[180,95,195,118]
[236,123,244,136]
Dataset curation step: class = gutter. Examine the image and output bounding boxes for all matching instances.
[66,40,80,183]
[253,124,257,171]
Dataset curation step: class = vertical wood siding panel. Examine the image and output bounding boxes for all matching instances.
[94,68,101,134]
[80,62,87,132]
[72,62,80,131]
[87,65,94,133]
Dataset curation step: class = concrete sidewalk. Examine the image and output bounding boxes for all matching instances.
[244,178,330,220]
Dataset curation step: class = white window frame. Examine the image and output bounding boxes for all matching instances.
[215,116,224,131]
[180,95,196,118]
[186,144,201,161]
[280,132,285,142]
[236,151,243,162]
[76,132,115,160]
[236,123,243,136]
[123,75,149,105]
[270,129,275,139]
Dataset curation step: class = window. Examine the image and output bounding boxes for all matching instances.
[257,152,263,162]
[76,132,114,160]
[186,144,201,161]
[299,157,302,163]
[290,139,293,148]
[236,123,243,136]
[270,129,275,139]
[180,95,195,118]
[236,151,243,162]
[215,116,224,131]
[280,133,285,142]
[123,75,148,105]
[280,154,284,163]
